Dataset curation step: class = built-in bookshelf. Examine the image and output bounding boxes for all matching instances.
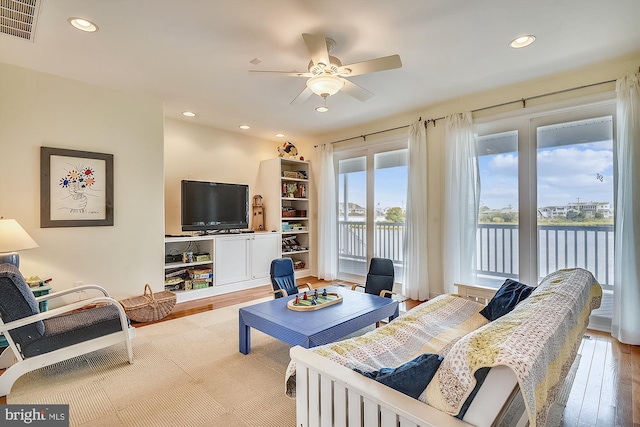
[257,157,310,277]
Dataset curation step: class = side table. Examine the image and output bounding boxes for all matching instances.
[31,284,52,312]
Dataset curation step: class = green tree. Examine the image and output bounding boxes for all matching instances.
[385,207,405,222]
[566,211,586,222]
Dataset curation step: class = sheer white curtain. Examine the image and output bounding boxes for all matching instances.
[314,143,338,280]
[402,121,429,300]
[443,112,479,294]
[612,73,640,345]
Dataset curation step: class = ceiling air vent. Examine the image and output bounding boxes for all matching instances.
[1,0,41,42]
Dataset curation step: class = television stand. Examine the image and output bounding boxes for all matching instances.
[164,233,280,303]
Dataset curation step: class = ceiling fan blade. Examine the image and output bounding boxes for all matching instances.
[291,87,314,104]
[342,79,374,102]
[339,54,402,77]
[248,70,312,77]
[302,33,330,67]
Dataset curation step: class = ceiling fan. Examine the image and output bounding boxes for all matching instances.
[250,33,402,110]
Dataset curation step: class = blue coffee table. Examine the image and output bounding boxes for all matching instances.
[238,286,399,354]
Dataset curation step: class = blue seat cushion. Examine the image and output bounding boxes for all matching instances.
[354,353,443,399]
[0,264,44,349]
[21,305,126,358]
[479,279,535,321]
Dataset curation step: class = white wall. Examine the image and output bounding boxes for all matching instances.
[312,54,640,296]
[0,63,165,300]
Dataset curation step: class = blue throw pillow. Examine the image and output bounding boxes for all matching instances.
[479,279,535,321]
[354,353,443,399]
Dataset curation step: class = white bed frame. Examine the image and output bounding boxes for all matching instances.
[290,284,529,427]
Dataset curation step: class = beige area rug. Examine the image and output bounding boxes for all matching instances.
[8,297,303,427]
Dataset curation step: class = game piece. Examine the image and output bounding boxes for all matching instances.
[311,299,317,305]
[295,294,300,305]
[314,289,318,298]
[303,292,307,300]
[322,288,327,297]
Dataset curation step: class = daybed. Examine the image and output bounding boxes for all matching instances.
[286,268,602,427]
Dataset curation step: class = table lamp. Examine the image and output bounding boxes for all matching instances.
[0,218,39,268]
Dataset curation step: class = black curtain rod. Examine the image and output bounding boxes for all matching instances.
[316,77,618,148]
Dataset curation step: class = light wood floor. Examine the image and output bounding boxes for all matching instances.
[2,277,638,427]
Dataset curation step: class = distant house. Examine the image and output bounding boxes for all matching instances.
[539,205,569,219]
[568,202,613,218]
[538,201,613,220]
[338,202,366,217]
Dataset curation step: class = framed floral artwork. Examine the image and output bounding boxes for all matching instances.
[40,147,114,227]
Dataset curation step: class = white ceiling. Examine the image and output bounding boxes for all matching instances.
[1,0,639,143]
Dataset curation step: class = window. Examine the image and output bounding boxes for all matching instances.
[477,130,519,281]
[475,100,615,289]
[335,138,408,282]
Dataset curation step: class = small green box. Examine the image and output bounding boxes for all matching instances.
[192,281,210,290]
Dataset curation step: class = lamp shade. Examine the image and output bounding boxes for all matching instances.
[306,75,344,97]
[0,219,39,253]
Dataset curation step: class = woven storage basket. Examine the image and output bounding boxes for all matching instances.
[119,284,176,322]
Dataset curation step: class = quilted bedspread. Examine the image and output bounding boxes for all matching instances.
[285,293,489,397]
[425,268,602,427]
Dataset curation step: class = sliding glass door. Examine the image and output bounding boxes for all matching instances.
[476,130,520,282]
[534,115,614,289]
[338,156,367,277]
[336,139,408,282]
[475,101,616,289]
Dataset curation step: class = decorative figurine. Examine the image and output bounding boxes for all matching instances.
[277,141,298,159]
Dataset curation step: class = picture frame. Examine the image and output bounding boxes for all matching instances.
[40,147,114,227]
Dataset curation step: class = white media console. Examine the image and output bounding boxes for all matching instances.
[164,232,280,303]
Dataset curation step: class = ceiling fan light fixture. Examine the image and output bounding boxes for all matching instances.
[306,75,344,97]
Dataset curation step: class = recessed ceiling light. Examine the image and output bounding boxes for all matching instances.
[510,35,536,48]
[275,133,285,138]
[68,18,98,32]
[239,125,250,130]
[315,106,329,113]
[182,111,196,117]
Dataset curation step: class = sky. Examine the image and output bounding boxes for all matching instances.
[338,166,408,212]
[338,138,614,214]
[479,140,614,209]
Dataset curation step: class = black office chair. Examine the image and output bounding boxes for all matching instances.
[270,258,312,298]
[351,258,396,298]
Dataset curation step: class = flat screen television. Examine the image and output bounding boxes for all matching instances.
[181,180,249,233]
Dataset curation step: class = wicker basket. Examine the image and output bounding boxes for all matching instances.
[119,284,176,323]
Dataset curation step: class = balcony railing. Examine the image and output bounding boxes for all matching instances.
[339,220,614,288]
[338,221,404,264]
